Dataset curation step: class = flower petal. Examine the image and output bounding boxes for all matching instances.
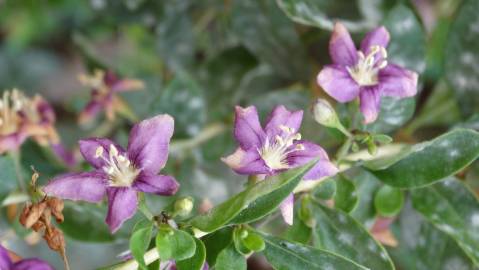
[106,187,138,233]
[79,138,126,169]
[221,148,269,175]
[234,106,265,150]
[379,64,418,98]
[0,245,12,270]
[43,172,108,203]
[112,79,144,92]
[127,114,174,174]
[51,143,76,167]
[329,22,358,66]
[78,100,103,124]
[317,65,360,103]
[359,86,382,124]
[287,141,329,167]
[133,173,179,196]
[264,105,303,137]
[12,259,54,270]
[303,160,339,181]
[0,132,28,154]
[360,26,390,55]
[280,193,294,225]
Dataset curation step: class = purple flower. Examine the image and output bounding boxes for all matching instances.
[317,23,418,123]
[43,115,180,232]
[0,244,53,270]
[78,70,144,124]
[164,260,209,270]
[222,105,338,224]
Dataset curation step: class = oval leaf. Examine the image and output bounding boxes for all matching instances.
[191,160,316,232]
[411,178,479,265]
[156,226,196,261]
[369,129,479,188]
[374,185,404,217]
[177,238,207,270]
[215,244,246,270]
[129,219,154,269]
[262,233,369,269]
[334,176,359,213]
[311,203,395,270]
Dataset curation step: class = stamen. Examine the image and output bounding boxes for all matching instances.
[259,125,305,170]
[95,146,104,158]
[347,45,388,86]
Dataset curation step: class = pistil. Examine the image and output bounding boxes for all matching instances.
[95,145,139,187]
[346,45,388,86]
[259,125,304,170]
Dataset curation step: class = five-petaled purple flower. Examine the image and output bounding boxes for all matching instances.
[317,23,418,123]
[44,114,179,232]
[78,69,144,124]
[222,105,338,224]
[0,244,53,270]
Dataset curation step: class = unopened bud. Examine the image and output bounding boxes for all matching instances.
[174,197,194,217]
[312,99,339,128]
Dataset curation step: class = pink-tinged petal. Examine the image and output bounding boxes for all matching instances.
[127,114,174,174]
[329,22,358,66]
[221,148,269,175]
[379,64,418,98]
[79,100,103,124]
[112,79,144,92]
[0,245,12,270]
[133,173,179,196]
[264,106,303,137]
[280,193,294,225]
[360,26,390,55]
[287,141,329,167]
[303,160,338,181]
[43,172,108,203]
[359,86,381,124]
[34,96,56,125]
[51,143,77,167]
[0,132,29,154]
[317,65,360,103]
[12,259,54,270]
[79,138,126,169]
[106,187,138,233]
[234,106,265,150]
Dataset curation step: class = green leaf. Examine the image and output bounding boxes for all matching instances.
[312,178,337,200]
[311,203,395,270]
[59,202,115,242]
[191,160,316,232]
[261,233,369,269]
[177,238,206,270]
[231,0,310,80]
[149,76,206,138]
[445,0,479,116]
[334,176,359,213]
[156,226,196,261]
[215,244,247,270]
[369,129,479,188]
[202,227,233,266]
[129,219,154,269]
[233,227,251,255]
[349,169,382,225]
[282,204,312,244]
[374,185,404,217]
[0,155,17,201]
[411,178,479,265]
[242,231,265,252]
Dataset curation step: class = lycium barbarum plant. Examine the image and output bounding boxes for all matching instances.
[2,1,479,270]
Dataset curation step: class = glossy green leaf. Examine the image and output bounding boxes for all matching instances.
[202,227,233,266]
[311,203,395,270]
[191,160,316,232]
[242,231,265,252]
[233,227,251,255]
[374,185,404,217]
[59,202,115,242]
[445,0,479,116]
[177,238,206,270]
[149,76,206,138]
[312,178,337,201]
[231,0,310,80]
[215,244,246,270]
[276,0,391,32]
[411,178,479,265]
[369,129,479,188]
[334,176,359,213]
[156,226,196,261]
[349,169,382,225]
[129,219,153,269]
[390,203,476,270]
[282,204,312,244]
[262,233,369,269]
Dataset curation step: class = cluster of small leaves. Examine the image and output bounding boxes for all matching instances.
[0,0,479,269]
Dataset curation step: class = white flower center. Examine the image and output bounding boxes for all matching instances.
[346,45,388,86]
[0,89,31,135]
[95,144,139,187]
[258,125,304,171]
[78,70,109,95]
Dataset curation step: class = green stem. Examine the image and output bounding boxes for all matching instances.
[138,194,154,220]
[9,150,26,193]
[336,137,353,162]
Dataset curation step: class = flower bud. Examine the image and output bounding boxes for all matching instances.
[312,99,339,128]
[174,197,194,217]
